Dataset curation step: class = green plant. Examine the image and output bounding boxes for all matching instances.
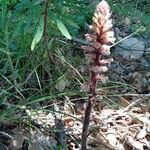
[108,0,150,32]
[0,0,89,123]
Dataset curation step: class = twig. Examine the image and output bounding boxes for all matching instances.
[123,98,144,112]
[43,0,53,63]
[88,135,113,150]
[107,93,150,97]
[72,29,141,49]
[117,44,146,51]
[110,30,139,47]
[72,37,90,45]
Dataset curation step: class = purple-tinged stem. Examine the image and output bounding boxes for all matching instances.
[81,53,100,149]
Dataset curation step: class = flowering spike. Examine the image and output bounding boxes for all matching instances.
[81,1,115,149]
[92,0,115,45]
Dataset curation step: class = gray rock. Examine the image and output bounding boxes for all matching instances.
[146,47,150,54]
[114,37,145,59]
[141,58,150,70]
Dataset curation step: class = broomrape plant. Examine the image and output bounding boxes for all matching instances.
[81,0,115,149]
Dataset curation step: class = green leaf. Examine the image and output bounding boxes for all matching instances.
[34,0,44,5]
[56,19,72,40]
[1,0,8,28]
[12,22,23,37]
[56,49,66,65]
[64,18,80,28]
[55,78,68,92]
[31,15,44,51]
[0,48,11,55]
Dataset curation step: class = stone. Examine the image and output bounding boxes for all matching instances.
[146,47,150,54]
[141,58,150,70]
[114,37,145,59]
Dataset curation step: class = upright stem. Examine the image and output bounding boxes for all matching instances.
[81,72,98,149]
[5,20,14,78]
[81,52,100,149]
[81,0,114,149]
[5,7,24,99]
[43,0,53,63]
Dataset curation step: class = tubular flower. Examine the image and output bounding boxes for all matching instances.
[83,0,115,75]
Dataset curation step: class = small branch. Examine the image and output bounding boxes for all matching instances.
[110,30,138,47]
[43,0,53,63]
[107,93,150,97]
[72,37,90,45]
[88,135,113,150]
[123,98,145,112]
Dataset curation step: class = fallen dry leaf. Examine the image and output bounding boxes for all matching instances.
[8,128,26,150]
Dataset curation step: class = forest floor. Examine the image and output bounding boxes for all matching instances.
[0,6,150,150]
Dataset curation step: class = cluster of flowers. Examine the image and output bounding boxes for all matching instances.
[81,1,116,149]
[82,0,115,82]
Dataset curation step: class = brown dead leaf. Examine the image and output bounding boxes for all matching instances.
[126,135,147,150]
[64,118,74,127]
[106,128,118,147]
[119,97,130,107]
[8,128,26,150]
